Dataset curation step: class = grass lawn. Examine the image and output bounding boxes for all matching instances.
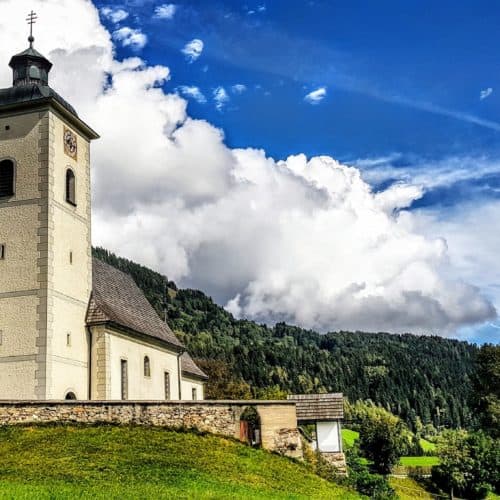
[389,477,434,499]
[0,425,360,499]
[342,428,440,468]
[341,428,359,448]
[399,456,440,467]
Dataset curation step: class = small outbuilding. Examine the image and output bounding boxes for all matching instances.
[288,393,347,473]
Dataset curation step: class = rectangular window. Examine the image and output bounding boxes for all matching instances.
[0,244,5,260]
[192,388,197,401]
[66,333,71,346]
[164,372,170,400]
[0,331,3,345]
[69,251,73,264]
[121,359,128,400]
[0,160,15,198]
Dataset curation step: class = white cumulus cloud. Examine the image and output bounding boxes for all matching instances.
[480,87,493,100]
[154,4,177,20]
[305,86,327,104]
[0,0,495,336]
[213,86,230,110]
[100,6,129,24]
[178,85,207,103]
[181,38,204,62]
[113,27,147,50]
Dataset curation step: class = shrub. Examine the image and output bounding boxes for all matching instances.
[432,429,499,499]
[347,443,396,499]
[358,406,407,474]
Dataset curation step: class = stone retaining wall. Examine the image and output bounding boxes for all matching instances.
[321,452,348,476]
[0,400,302,459]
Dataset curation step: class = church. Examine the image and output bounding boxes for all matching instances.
[0,30,207,401]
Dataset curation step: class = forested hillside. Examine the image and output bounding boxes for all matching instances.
[93,247,478,430]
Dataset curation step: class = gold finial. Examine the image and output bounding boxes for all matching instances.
[26,10,38,48]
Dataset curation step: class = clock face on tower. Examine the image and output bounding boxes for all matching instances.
[63,127,78,160]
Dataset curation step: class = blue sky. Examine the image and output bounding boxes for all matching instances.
[97,0,500,163]
[90,0,500,343]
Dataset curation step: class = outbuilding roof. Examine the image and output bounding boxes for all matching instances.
[288,393,344,421]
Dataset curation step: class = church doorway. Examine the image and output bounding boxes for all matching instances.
[65,391,77,400]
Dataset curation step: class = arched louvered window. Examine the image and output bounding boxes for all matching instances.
[144,356,151,377]
[0,160,15,198]
[65,168,76,206]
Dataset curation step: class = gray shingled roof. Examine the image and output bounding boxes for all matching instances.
[181,352,208,380]
[288,393,344,421]
[87,258,183,350]
[0,84,77,116]
[87,258,207,380]
[10,46,49,61]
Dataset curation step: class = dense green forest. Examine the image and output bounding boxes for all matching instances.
[93,247,478,430]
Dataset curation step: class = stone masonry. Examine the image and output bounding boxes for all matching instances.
[0,400,303,459]
[321,452,348,475]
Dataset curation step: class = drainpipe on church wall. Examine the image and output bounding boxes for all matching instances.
[86,326,93,400]
[177,351,183,400]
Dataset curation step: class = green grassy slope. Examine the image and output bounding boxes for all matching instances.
[342,428,360,448]
[0,426,360,499]
[389,478,433,499]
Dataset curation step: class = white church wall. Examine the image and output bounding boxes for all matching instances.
[0,111,45,399]
[44,111,92,399]
[51,358,89,400]
[51,208,91,304]
[0,204,40,294]
[50,295,89,399]
[181,377,205,401]
[0,360,38,400]
[107,330,181,400]
[0,112,41,295]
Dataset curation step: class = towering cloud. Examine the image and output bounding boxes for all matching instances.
[0,0,495,334]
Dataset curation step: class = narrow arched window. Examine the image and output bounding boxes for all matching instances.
[0,160,15,198]
[144,356,151,377]
[65,168,76,206]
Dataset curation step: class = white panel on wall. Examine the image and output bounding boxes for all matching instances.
[316,421,341,452]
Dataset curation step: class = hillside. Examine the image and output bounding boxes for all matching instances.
[0,425,359,499]
[93,247,478,430]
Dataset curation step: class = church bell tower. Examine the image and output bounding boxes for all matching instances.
[0,14,99,400]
